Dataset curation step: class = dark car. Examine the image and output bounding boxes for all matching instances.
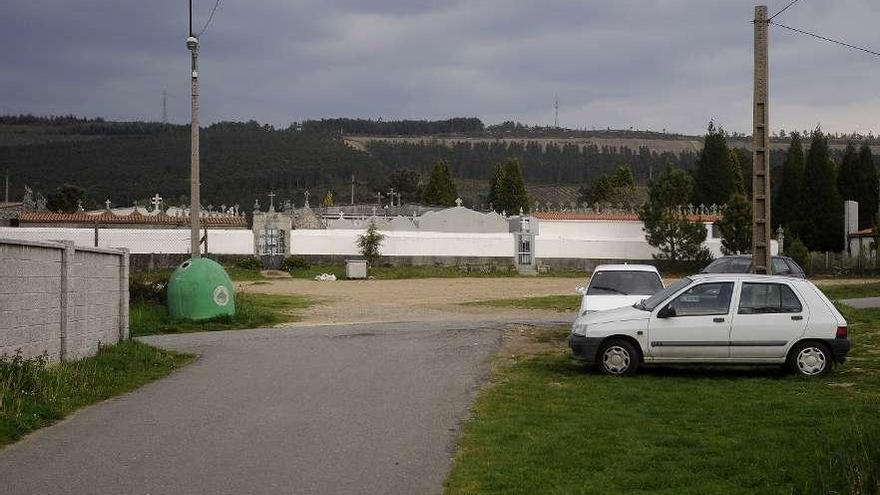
[700,255,805,278]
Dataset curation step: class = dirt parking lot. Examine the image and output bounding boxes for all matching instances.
[240,277,584,326]
[240,276,880,327]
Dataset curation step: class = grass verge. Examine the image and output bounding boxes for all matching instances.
[445,306,880,495]
[130,293,312,337]
[0,341,192,447]
[465,294,581,312]
[818,281,880,301]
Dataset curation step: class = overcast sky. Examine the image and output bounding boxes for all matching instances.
[1,1,878,135]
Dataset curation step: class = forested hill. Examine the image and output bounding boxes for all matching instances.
[1,115,868,210]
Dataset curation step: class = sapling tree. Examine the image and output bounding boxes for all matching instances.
[357,220,385,265]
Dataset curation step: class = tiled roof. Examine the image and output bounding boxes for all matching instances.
[533,211,721,222]
[19,211,247,227]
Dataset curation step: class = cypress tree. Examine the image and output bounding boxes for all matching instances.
[487,164,505,212]
[422,160,458,206]
[801,129,843,251]
[837,143,859,203]
[694,122,737,206]
[776,132,805,235]
[639,166,709,262]
[856,143,878,229]
[501,158,530,214]
[717,192,752,255]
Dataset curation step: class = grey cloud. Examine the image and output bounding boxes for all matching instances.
[1,0,878,134]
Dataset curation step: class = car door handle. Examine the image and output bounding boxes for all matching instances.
[713,317,725,323]
[791,315,803,321]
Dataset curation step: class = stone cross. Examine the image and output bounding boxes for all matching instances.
[377,192,383,205]
[304,190,310,207]
[150,193,163,212]
[455,197,463,207]
[105,199,112,210]
[388,188,395,206]
[267,192,276,212]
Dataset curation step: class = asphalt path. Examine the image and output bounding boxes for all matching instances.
[840,296,880,309]
[0,318,568,495]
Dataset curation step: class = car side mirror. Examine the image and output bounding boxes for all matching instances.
[576,286,586,295]
[657,306,676,319]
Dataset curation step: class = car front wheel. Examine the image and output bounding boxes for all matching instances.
[788,341,833,377]
[598,339,640,376]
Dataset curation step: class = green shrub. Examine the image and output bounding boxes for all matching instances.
[282,256,310,272]
[234,256,262,271]
[129,270,170,304]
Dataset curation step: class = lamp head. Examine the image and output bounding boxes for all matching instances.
[186,36,199,51]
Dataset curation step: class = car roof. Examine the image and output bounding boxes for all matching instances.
[688,273,805,283]
[592,264,659,273]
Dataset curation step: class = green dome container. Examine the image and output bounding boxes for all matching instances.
[167,257,236,321]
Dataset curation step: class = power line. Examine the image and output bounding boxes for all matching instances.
[769,20,880,58]
[768,0,801,21]
[197,0,223,37]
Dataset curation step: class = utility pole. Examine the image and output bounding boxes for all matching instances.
[187,1,201,257]
[751,5,772,274]
[162,89,168,124]
[351,174,355,205]
[4,169,8,204]
[554,94,559,128]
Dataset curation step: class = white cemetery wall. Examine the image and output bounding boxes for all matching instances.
[0,238,128,362]
[289,229,513,258]
[0,228,254,255]
[535,219,725,260]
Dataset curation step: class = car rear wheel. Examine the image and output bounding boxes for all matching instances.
[598,339,640,376]
[788,341,832,377]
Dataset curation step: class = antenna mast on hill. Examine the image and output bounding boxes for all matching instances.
[554,94,559,128]
[162,89,168,124]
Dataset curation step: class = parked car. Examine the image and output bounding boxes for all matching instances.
[576,264,664,315]
[701,255,805,278]
[569,274,849,377]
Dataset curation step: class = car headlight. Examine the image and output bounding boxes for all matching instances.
[571,321,588,336]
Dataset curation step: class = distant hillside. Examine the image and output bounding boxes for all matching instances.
[2,115,875,212]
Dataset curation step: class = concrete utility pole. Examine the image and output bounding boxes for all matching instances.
[351,174,355,205]
[751,5,772,274]
[4,169,8,203]
[162,89,168,124]
[187,3,201,257]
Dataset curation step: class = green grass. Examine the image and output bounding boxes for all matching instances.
[286,263,588,280]
[465,294,582,312]
[0,341,192,447]
[818,282,880,301]
[445,306,880,495]
[130,293,312,337]
[222,265,266,282]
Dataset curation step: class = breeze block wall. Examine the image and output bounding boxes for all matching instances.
[0,238,129,362]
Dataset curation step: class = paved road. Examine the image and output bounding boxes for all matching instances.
[840,296,880,309]
[0,319,566,495]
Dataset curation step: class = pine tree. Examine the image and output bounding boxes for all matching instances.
[717,193,752,255]
[487,164,505,212]
[777,132,805,234]
[639,166,709,262]
[694,122,737,206]
[422,160,458,206]
[856,143,878,229]
[501,158,530,214]
[801,128,843,251]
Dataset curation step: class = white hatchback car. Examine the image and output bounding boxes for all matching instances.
[569,274,850,377]
[576,264,664,315]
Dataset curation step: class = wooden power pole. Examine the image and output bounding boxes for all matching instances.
[752,5,772,274]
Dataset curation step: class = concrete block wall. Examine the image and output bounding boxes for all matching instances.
[0,238,128,362]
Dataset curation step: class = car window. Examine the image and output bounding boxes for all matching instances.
[728,258,752,273]
[587,270,663,296]
[738,283,802,314]
[640,278,691,311]
[666,282,734,316]
[772,258,791,275]
[702,258,728,273]
[785,259,805,276]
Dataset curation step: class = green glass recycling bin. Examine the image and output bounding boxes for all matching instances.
[167,257,236,320]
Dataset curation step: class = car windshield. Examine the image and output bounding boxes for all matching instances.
[703,257,751,273]
[636,277,692,311]
[587,270,663,296]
